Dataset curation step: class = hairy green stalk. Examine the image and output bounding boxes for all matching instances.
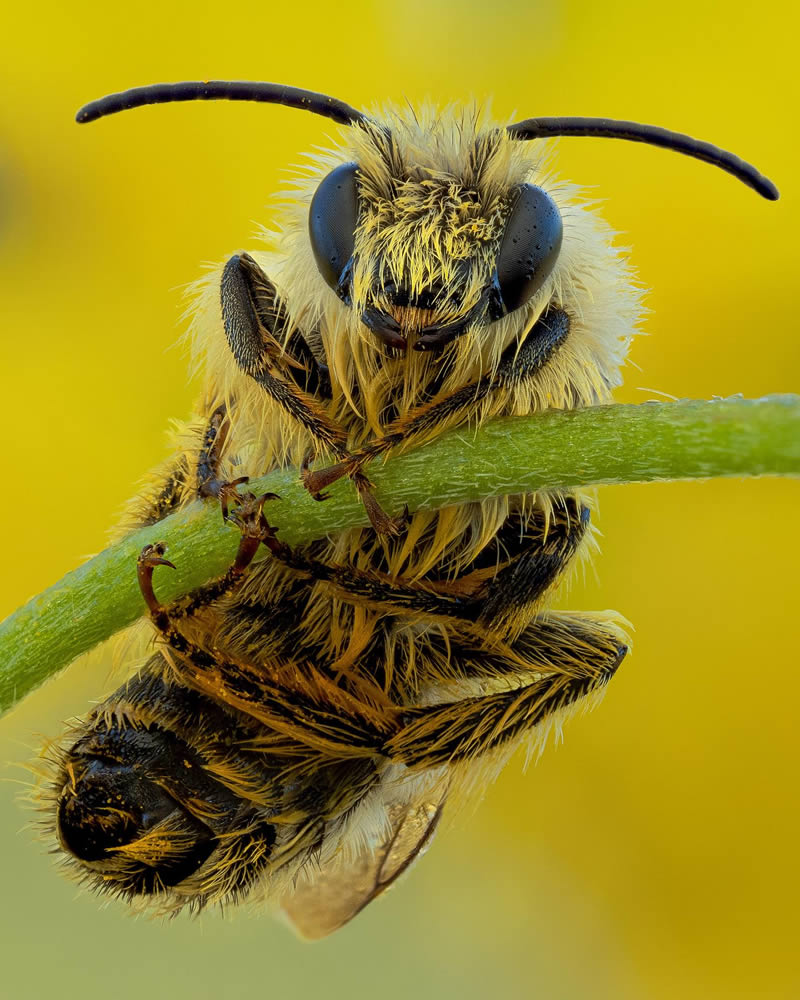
[1,395,798,717]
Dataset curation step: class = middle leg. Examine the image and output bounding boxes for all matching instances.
[243,493,591,643]
[136,502,393,756]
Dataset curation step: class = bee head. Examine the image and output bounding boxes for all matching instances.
[308,124,563,353]
[54,714,275,908]
[75,81,777,372]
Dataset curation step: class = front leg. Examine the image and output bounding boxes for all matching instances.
[221,253,397,533]
[221,253,332,399]
[303,308,570,498]
[220,253,345,453]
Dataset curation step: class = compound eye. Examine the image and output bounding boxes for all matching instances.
[494,184,563,314]
[309,161,359,296]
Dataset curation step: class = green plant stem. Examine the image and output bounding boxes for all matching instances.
[1,395,798,717]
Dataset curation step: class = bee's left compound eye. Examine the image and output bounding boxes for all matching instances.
[309,161,359,299]
[492,184,563,316]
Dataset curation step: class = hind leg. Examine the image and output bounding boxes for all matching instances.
[385,610,628,768]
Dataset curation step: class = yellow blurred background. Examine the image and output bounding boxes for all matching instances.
[1,1,798,997]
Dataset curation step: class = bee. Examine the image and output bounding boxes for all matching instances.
[46,81,778,938]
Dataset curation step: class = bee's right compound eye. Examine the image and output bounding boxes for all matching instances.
[309,161,359,299]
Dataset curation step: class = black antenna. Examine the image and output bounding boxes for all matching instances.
[76,81,369,129]
[507,117,778,201]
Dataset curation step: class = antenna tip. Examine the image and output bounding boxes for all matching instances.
[75,104,96,124]
[760,178,780,201]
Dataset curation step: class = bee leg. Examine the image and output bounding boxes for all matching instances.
[192,402,253,515]
[221,253,348,453]
[138,458,192,525]
[299,454,402,535]
[384,610,628,768]
[136,492,279,629]
[195,403,231,493]
[221,253,397,534]
[237,507,472,619]
[136,543,384,755]
[248,497,589,638]
[134,405,246,527]
[463,496,592,640]
[222,253,333,398]
[302,307,571,497]
[137,542,177,614]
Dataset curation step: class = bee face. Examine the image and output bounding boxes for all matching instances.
[284,110,634,425]
[308,119,563,353]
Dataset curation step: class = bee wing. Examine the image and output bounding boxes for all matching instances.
[281,786,446,940]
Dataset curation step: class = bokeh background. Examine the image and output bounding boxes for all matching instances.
[1,1,798,997]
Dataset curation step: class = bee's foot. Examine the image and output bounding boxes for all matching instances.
[137,542,175,612]
[138,541,176,571]
[224,490,285,571]
[200,475,251,520]
[302,455,403,536]
[353,474,406,537]
[301,455,350,501]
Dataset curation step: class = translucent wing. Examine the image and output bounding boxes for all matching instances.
[281,787,446,940]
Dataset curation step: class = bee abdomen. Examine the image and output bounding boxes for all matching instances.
[55,718,264,898]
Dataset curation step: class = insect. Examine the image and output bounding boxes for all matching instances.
[45,81,777,937]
